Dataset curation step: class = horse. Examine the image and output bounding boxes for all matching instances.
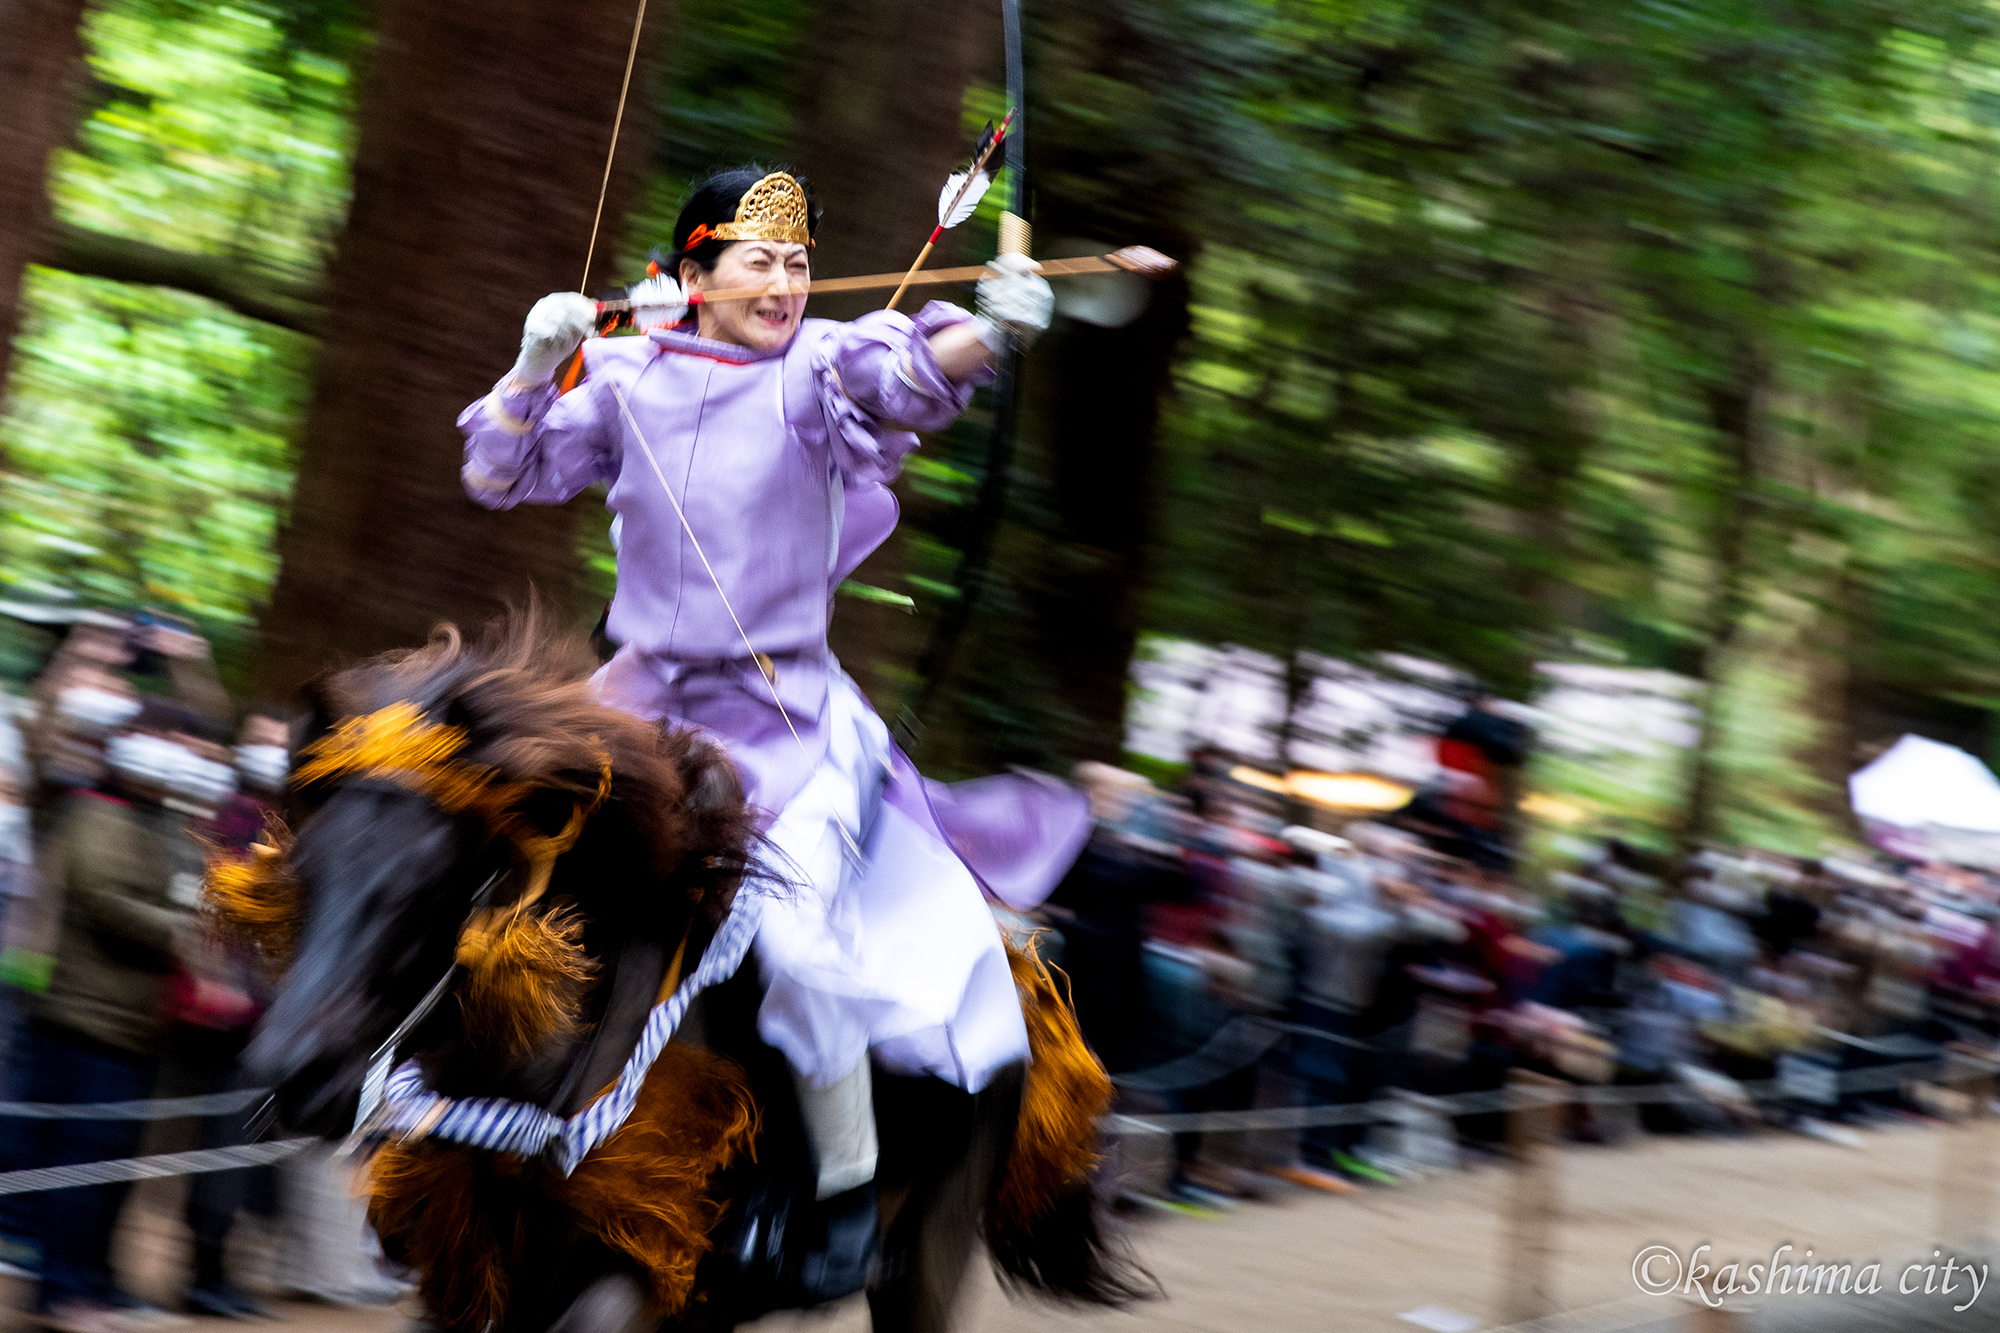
[214,617,1148,1333]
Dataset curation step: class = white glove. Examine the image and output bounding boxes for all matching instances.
[509,292,598,388]
[627,275,688,332]
[976,251,1054,352]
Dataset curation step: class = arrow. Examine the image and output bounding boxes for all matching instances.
[596,247,1174,314]
[885,109,1017,312]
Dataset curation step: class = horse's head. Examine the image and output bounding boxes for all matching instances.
[234,617,750,1137]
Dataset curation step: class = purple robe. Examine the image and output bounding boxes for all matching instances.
[459,304,1089,1090]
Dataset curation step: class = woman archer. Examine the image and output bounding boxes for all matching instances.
[457,165,1088,1231]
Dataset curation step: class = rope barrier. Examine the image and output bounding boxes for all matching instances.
[1104,1056,1950,1137]
[0,1043,1964,1189]
[0,1088,264,1121]
[0,1138,311,1196]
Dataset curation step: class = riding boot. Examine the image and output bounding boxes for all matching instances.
[801,1182,877,1301]
[793,1060,879,1301]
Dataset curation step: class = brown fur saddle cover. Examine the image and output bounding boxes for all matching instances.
[367,1043,759,1332]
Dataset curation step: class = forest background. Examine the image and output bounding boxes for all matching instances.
[6,0,2000,864]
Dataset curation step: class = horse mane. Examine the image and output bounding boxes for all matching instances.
[311,606,754,912]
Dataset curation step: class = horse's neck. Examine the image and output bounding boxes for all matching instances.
[545,935,676,1117]
[423,1025,577,1107]
[425,934,673,1118]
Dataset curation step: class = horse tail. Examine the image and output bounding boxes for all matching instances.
[984,939,1155,1306]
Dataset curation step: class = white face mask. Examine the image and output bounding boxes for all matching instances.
[234,743,288,793]
[106,734,238,806]
[56,686,142,737]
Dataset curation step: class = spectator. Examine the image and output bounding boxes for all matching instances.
[29,661,139,815]
[209,709,288,854]
[1290,846,1465,1184]
[7,698,221,1333]
[169,713,278,1319]
[0,712,31,1072]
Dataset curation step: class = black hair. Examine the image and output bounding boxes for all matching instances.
[653,164,821,282]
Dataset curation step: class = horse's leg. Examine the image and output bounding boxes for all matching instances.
[544,1273,652,1333]
[865,1063,1024,1333]
[500,1213,655,1333]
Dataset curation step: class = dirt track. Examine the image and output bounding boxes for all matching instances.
[5,1119,1992,1333]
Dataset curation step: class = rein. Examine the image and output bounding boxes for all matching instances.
[363,895,760,1175]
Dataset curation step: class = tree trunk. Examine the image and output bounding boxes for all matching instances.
[1678,351,1767,866]
[256,0,661,695]
[917,3,1198,774]
[1014,278,1190,762]
[1489,269,1603,699]
[0,0,91,398]
[790,0,989,314]
[788,0,991,711]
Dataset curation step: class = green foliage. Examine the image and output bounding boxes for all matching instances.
[0,0,354,687]
[55,0,355,273]
[0,269,313,677]
[1117,0,2000,851]
[16,0,2000,858]
[614,0,813,272]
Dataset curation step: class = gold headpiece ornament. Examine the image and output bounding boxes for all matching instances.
[291,701,529,821]
[688,171,814,249]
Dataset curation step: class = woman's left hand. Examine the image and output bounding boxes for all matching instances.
[976,253,1055,350]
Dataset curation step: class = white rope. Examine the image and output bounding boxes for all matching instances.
[0,1138,311,1196]
[0,1056,1955,1191]
[0,1088,264,1121]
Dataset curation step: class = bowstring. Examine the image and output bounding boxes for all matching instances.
[580,0,650,293]
[582,0,862,867]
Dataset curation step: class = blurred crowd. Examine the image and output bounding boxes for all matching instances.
[0,609,400,1333]
[1044,719,2000,1210]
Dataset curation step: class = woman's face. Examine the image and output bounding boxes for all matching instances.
[681,241,810,350]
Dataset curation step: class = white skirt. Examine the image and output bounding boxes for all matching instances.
[749,672,1027,1092]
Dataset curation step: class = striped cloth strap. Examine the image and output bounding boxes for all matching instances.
[368,894,762,1175]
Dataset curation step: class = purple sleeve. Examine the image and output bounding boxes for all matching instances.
[883,754,1093,912]
[810,300,994,485]
[458,353,618,509]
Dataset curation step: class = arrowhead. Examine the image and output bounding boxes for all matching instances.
[1106,246,1177,278]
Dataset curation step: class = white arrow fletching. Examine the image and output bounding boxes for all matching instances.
[937,170,993,229]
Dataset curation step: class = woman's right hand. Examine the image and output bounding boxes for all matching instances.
[508,292,599,390]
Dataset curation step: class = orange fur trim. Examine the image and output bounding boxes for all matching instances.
[200,820,299,973]
[368,1044,757,1332]
[998,937,1113,1228]
[294,702,613,859]
[557,1045,759,1313]
[294,701,525,819]
[364,1141,520,1333]
[455,906,598,1057]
